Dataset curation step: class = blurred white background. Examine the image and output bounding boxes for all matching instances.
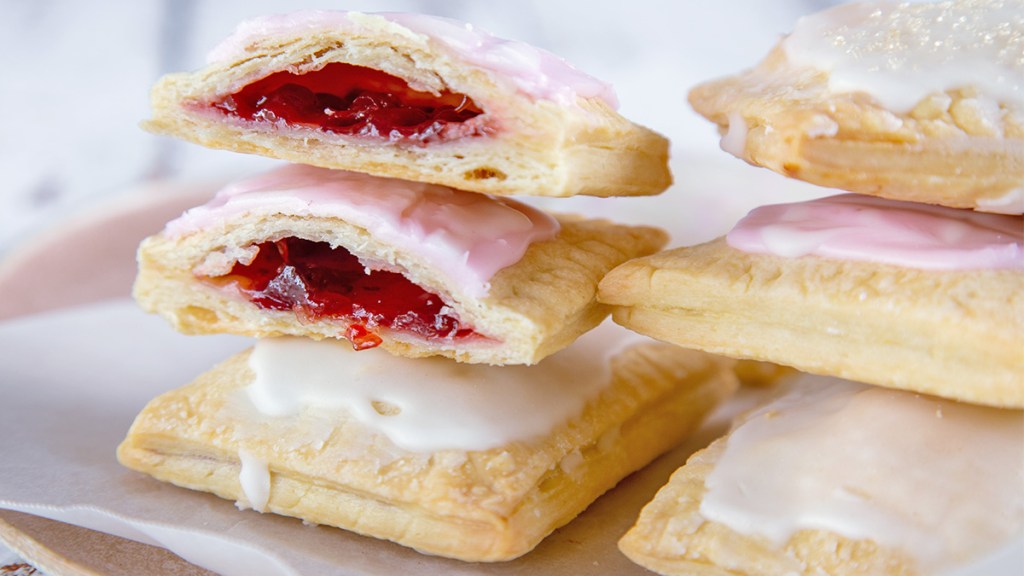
[0,0,839,257]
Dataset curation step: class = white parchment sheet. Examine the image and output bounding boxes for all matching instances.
[0,300,746,576]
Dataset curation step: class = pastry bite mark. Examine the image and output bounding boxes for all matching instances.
[688,0,1024,211]
[209,62,489,145]
[118,327,738,562]
[726,194,1024,270]
[619,378,1024,575]
[143,10,671,198]
[136,166,669,364]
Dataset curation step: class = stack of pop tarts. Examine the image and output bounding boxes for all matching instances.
[117,11,739,562]
[601,1,1024,574]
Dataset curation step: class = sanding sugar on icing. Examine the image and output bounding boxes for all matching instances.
[781,0,1024,112]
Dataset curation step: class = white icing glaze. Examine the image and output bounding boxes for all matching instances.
[700,377,1024,572]
[781,0,1024,112]
[246,321,644,452]
[977,187,1024,215]
[804,113,840,138]
[236,449,270,512]
[726,193,1024,270]
[207,10,617,109]
[165,164,560,298]
[720,112,748,157]
[720,112,838,157]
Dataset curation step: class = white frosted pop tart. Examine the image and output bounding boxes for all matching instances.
[689,0,1023,213]
[619,377,1024,575]
[118,323,738,562]
[135,164,667,365]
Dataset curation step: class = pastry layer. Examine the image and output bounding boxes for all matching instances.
[731,360,796,388]
[688,0,1023,212]
[117,339,737,562]
[133,177,667,365]
[618,378,1024,575]
[143,10,671,198]
[597,237,1024,408]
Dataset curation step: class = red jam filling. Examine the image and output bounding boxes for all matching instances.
[212,237,477,350]
[211,62,485,143]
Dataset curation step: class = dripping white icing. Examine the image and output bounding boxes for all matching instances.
[781,0,1024,112]
[245,321,643,452]
[720,112,748,157]
[236,449,271,512]
[700,378,1024,572]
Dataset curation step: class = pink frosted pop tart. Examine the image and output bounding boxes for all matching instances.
[143,10,671,198]
[599,193,1024,407]
[134,164,667,365]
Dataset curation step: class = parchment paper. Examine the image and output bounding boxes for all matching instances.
[0,300,749,576]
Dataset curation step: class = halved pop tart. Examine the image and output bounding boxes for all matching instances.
[618,377,1024,575]
[142,10,671,198]
[117,323,738,562]
[134,164,667,365]
[598,193,1024,408]
[688,0,1023,213]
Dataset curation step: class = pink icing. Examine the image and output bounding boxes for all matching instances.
[165,164,561,297]
[206,10,618,109]
[726,194,1024,270]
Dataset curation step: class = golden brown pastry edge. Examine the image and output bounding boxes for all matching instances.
[597,238,1024,408]
[117,344,738,561]
[617,439,918,576]
[143,14,671,198]
[688,46,1024,212]
[134,213,668,365]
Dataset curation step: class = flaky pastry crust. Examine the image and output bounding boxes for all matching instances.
[689,46,1024,212]
[143,13,671,198]
[134,213,667,365]
[117,345,737,562]
[618,439,918,576]
[597,237,1024,408]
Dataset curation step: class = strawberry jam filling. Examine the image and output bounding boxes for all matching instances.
[211,237,477,350]
[211,62,485,143]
